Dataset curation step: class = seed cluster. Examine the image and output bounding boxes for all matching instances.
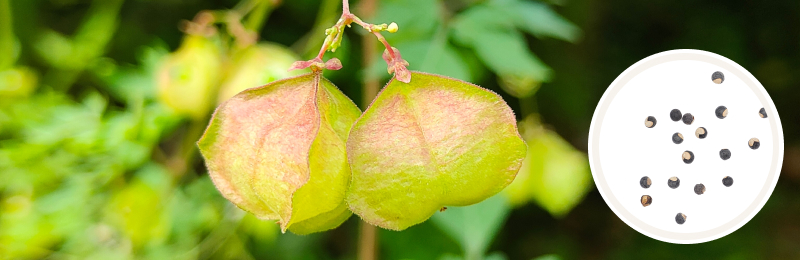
[637,71,768,225]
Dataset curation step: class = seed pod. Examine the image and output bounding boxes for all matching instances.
[640,176,652,188]
[712,71,724,84]
[719,149,731,160]
[695,127,707,139]
[670,109,682,121]
[672,132,684,144]
[748,138,760,150]
[682,113,694,125]
[668,177,680,189]
[694,184,706,195]
[759,107,768,118]
[682,151,694,164]
[217,43,303,104]
[715,106,728,119]
[645,116,657,128]
[641,195,652,207]
[675,213,687,224]
[723,176,734,187]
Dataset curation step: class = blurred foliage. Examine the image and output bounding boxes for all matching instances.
[1,0,800,259]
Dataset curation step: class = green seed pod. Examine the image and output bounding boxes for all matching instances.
[749,138,760,150]
[670,109,682,121]
[217,43,304,104]
[723,176,734,187]
[695,127,707,139]
[682,151,694,164]
[759,107,767,118]
[715,106,728,119]
[668,177,680,189]
[712,71,724,84]
[641,195,652,207]
[672,132,684,144]
[157,35,222,120]
[640,176,652,188]
[645,116,657,128]
[682,113,694,125]
[719,149,731,160]
[694,184,706,195]
[675,213,687,224]
[0,67,38,98]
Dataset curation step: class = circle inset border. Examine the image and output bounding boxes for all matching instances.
[588,49,784,244]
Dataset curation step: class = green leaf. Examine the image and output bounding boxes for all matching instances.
[346,72,526,231]
[493,0,581,42]
[198,72,361,233]
[374,0,441,42]
[432,194,511,260]
[452,6,552,83]
[503,115,592,217]
[532,254,563,260]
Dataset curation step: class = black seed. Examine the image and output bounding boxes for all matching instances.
[715,106,728,119]
[712,71,724,84]
[749,138,760,150]
[719,149,731,160]
[695,127,707,139]
[682,113,694,125]
[682,151,694,164]
[672,133,684,144]
[640,176,652,188]
[668,177,680,189]
[694,184,706,195]
[645,116,657,128]
[670,109,682,121]
[641,195,652,207]
[723,176,734,187]
[759,107,768,118]
[676,213,687,224]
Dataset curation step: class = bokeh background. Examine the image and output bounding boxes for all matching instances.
[1,0,799,259]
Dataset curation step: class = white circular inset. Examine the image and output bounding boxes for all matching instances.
[588,49,784,244]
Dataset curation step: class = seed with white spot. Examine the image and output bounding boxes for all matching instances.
[694,184,706,195]
[682,113,694,125]
[749,138,760,150]
[668,177,680,189]
[759,107,768,118]
[682,151,694,164]
[672,133,684,144]
[715,106,728,119]
[645,116,657,128]
[719,149,731,160]
[695,127,707,139]
[640,176,652,188]
[712,71,724,84]
[676,213,687,224]
[670,109,682,121]
[641,195,652,207]
[723,176,734,187]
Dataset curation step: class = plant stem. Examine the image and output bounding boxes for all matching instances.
[357,0,379,259]
[243,0,276,33]
[358,221,378,260]
[0,0,14,70]
[310,0,398,63]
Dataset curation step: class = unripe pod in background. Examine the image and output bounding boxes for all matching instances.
[156,35,222,120]
[217,43,303,104]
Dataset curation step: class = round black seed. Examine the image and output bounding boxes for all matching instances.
[694,184,706,195]
[645,116,657,128]
[670,109,682,121]
[682,151,694,164]
[672,132,684,144]
[712,71,724,84]
[715,106,728,119]
[682,113,694,125]
[695,127,708,139]
[749,138,760,150]
[759,107,768,118]
[719,149,731,160]
[641,195,652,207]
[668,177,680,189]
[723,176,734,187]
[676,213,687,224]
[640,176,652,188]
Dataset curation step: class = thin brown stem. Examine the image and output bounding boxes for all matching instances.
[358,222,378,260]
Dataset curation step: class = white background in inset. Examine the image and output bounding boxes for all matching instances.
[598,60,773,233]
